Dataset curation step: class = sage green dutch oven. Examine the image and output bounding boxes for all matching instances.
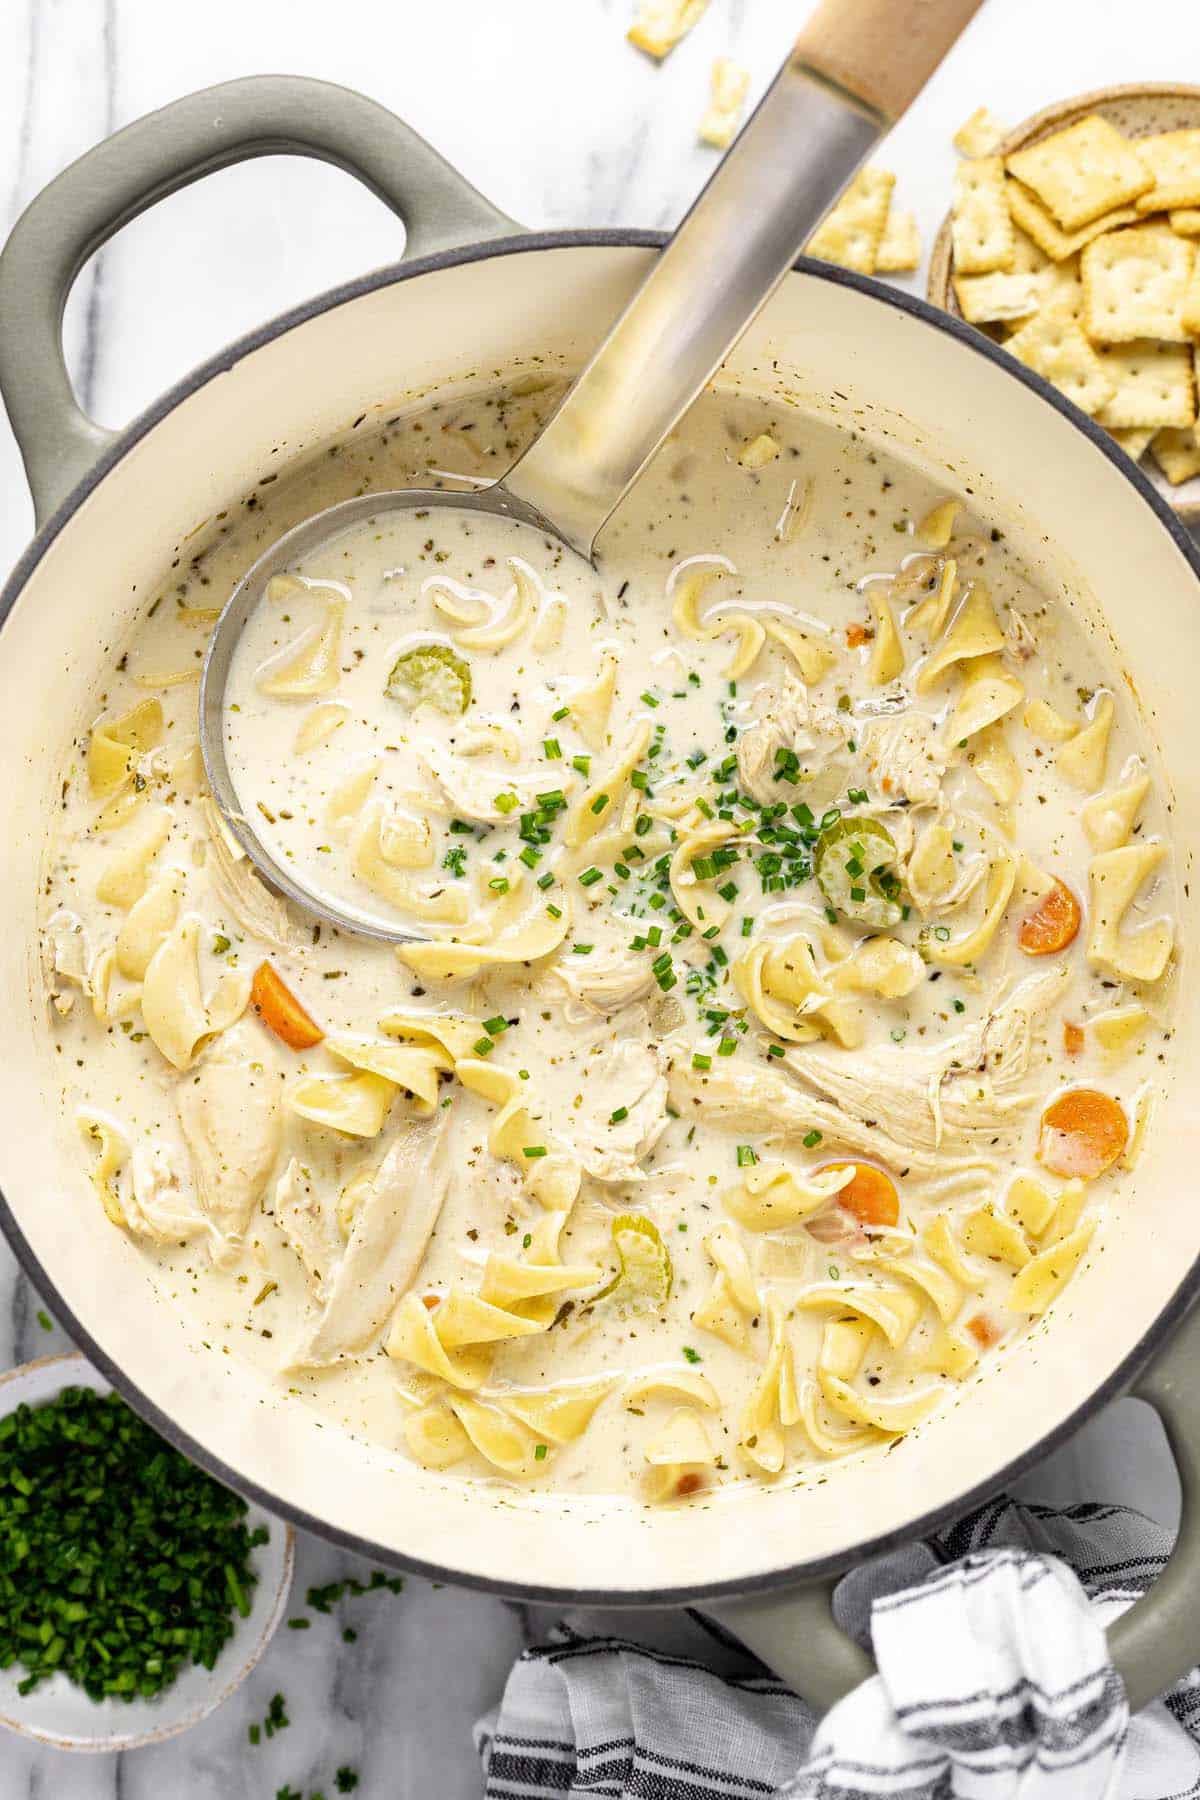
[0,77,1198,1711]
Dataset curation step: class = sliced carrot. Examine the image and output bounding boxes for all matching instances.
[966,1311,1003,1350]
[1018,878,1081,957]
[846,622,872,649]
[1063,1021,1084,1057]
[818,1161,900,1228]
[1038,1087,1128,1180]
[250,961,324,1051]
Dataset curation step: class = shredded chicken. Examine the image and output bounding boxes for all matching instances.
[45,909,89,986]
[290,1108,452,1367]
[273,1157,342,1293]
[175,1020,282,1261]
[202,798,302,954]
[44,908,90,1017]
[1007,608,1038,663]
[667,1052,968,1174]
[568,1041,669,1182]
[865,711,948,807]
[123,1143,210,1244]
[784,965,1070,1155]
[419,748,543,823]
[557,949,653,1016]
[735,679,845,806]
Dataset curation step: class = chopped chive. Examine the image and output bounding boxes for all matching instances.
[523,1146,549,1159]
[609,1106,630,1124]
[483,1016,508,1035]
[543,738,562,759]
[534,1444,548,1461]
[572,754,591,776]
[692,1053,712,1071]
[682,1346,702,1365]
[473,1036,495,1056]
[494,791,519,814]
[767,1043,785,1059]
[802,1129,822,1147]
[736,1145,757,1167]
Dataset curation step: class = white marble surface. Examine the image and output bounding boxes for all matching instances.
[0,0,1190,1792]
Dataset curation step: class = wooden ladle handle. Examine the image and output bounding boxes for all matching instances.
[795,0,985,123]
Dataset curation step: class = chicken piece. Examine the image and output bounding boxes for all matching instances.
[667,1053,962,1175]
[123,1143,210,1244]
[273,1157,343,1294]
[1007,609,1038,663]
[786,965,1069,1154]
[865,711,948,806]
[290,1109,451,1367]
[419,748,544,823]
[45,909,89,986]
[202,799,303,954]
[175,1021,282,1261]
[557,949,653,1015]
[568,1041,669,1182]
[736,679,846,806]
[44,908,90,1017]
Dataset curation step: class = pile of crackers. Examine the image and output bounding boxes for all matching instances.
[949,109,1200,486]
[806,168,921,277]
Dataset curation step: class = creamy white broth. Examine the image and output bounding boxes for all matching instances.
[41,380,1177,1501]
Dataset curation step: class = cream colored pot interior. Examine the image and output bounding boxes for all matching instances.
[2,245,1197,1596]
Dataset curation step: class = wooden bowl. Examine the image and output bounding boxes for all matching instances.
[928,83,1200,523]
[0,1354,294,1752]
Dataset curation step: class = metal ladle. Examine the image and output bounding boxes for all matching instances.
[201,0,981,943]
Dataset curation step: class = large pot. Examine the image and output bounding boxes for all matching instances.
[1,77,1198,1712]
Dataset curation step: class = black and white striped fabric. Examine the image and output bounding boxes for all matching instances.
[476,1499,1200,1798]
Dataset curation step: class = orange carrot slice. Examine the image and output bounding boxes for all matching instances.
[1018,878,1081,956]
[1063,1021,1084,1057]
[1038,1087,1128,1179]
[250,961,324,1051]
[819,1161,900,1227]
[966,1311,1004,1350]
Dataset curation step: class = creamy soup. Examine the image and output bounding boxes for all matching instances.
[41,378,1176,1501]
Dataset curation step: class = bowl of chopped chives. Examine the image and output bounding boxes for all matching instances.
[0,1352,293,1751]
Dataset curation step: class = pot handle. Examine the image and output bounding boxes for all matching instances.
[0,75,518,525]
[707,1295,1200,1715]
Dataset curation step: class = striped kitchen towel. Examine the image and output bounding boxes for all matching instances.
[476,1497,1200,1798]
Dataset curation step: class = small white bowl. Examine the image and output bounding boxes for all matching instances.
[0,1352,294,1752]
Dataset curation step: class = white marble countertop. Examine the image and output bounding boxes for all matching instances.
[0,0,1189,1793]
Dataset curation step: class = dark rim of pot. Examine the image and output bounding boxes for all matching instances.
[2,228,1198,1607]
